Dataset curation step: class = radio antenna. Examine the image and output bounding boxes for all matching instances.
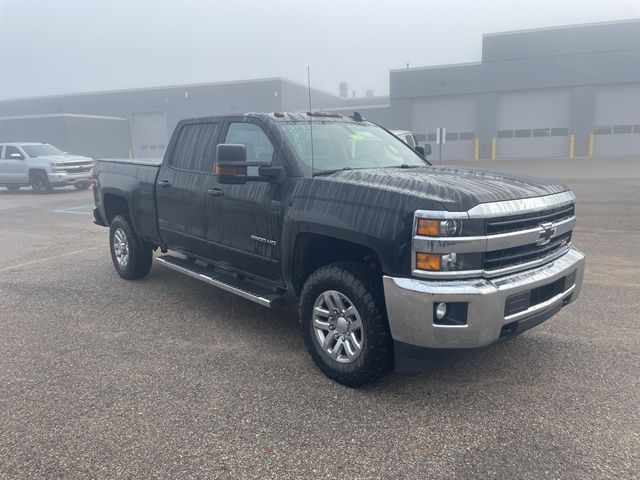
[307,66,315,176]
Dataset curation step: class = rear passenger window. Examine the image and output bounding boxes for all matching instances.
[169,122,219,172]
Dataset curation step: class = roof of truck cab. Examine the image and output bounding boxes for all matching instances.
[179,112,374,124]
[0,142,49,146]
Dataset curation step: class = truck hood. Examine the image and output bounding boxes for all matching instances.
[320,166,569,211]
[35,154,94,164]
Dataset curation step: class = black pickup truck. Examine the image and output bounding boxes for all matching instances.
[93,112,584,386]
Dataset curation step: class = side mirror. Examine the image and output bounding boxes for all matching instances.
[414,145,425,157]
[215,144,284,185]
[423,143,432,156]
[216,144,248,184]
[9,153,24,160]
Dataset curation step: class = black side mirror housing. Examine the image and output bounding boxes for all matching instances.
[415,144,431,157]
[216,144,248,184]
[216,144,284,184]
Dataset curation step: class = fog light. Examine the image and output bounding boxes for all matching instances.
[435,302,447,320]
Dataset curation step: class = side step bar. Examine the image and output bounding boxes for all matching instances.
[155,255,285,308]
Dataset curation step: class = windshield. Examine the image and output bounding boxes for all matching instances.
[278,122,428,174]
[21,144,64,158]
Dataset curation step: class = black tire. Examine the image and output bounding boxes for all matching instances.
[109,215,153,280]
[30,171,53,194]
[6,185,20,192]
[299,262,392,387]
[74,182,90,190]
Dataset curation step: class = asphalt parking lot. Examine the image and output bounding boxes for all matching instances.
[0,160,639,479]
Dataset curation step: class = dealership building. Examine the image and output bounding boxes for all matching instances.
[1,19,639,160]
[379,19,640,160]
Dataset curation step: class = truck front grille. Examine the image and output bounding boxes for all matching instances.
[61,162,94,174]
[486,203,575,235]
[64,166,93,174]
[484,231,572,272]
[412,192,577,280]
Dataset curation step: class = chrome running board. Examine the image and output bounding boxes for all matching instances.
[155,255,284,308]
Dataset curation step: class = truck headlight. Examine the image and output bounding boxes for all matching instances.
[415,252,481,272]
[416,252,458,271]
[442,219,461,236]
[417,218,463,236]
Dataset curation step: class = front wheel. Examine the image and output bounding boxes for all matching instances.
[299,262,392,387]
[74,182,90,190]
[6,185,20,192]
[109,215,153,280]
[30,171,53,194]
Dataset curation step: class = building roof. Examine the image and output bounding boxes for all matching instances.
[390,19,640,99]
[0,77,343,104]
[0,113,127,121]
[0,142,47,146]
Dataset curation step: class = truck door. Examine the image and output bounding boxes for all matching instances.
[205,120,284,282]
[0,146,28,184]
[156,121,219,258]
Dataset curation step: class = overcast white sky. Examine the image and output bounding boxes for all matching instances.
[1,0,639,100]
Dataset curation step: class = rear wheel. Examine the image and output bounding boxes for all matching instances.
[6,185,20,192]
[30,171,52,194]
[74,182,90,190]
[299,262,392,387]
[109,215,153,280]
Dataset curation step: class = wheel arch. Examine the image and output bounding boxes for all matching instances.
[290,231,384,296]
[102,192,130,224]
[28,168,48,179]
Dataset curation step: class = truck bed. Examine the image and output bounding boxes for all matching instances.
[94,157,162,244]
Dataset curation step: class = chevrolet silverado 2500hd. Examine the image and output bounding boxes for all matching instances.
[93,112,584,386]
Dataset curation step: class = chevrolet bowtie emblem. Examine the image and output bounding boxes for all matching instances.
[537,222,557,246]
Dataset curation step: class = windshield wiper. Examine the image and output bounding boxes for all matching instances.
[383,164,422,169]
[313,167,357,177]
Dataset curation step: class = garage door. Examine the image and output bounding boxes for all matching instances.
[411,95,476,160]
[131,112,168,159]
[593,84,640,156]
[496,89,570,158]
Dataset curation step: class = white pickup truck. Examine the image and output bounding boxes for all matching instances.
[391,130,419,148]
[0,143,94,193]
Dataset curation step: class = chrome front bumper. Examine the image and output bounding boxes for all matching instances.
[383,247,585,350]
[47,171,92,185]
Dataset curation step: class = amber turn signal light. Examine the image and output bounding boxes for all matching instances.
[416,253,441,271]
[215,165,237,175]
[417,219,440,236]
